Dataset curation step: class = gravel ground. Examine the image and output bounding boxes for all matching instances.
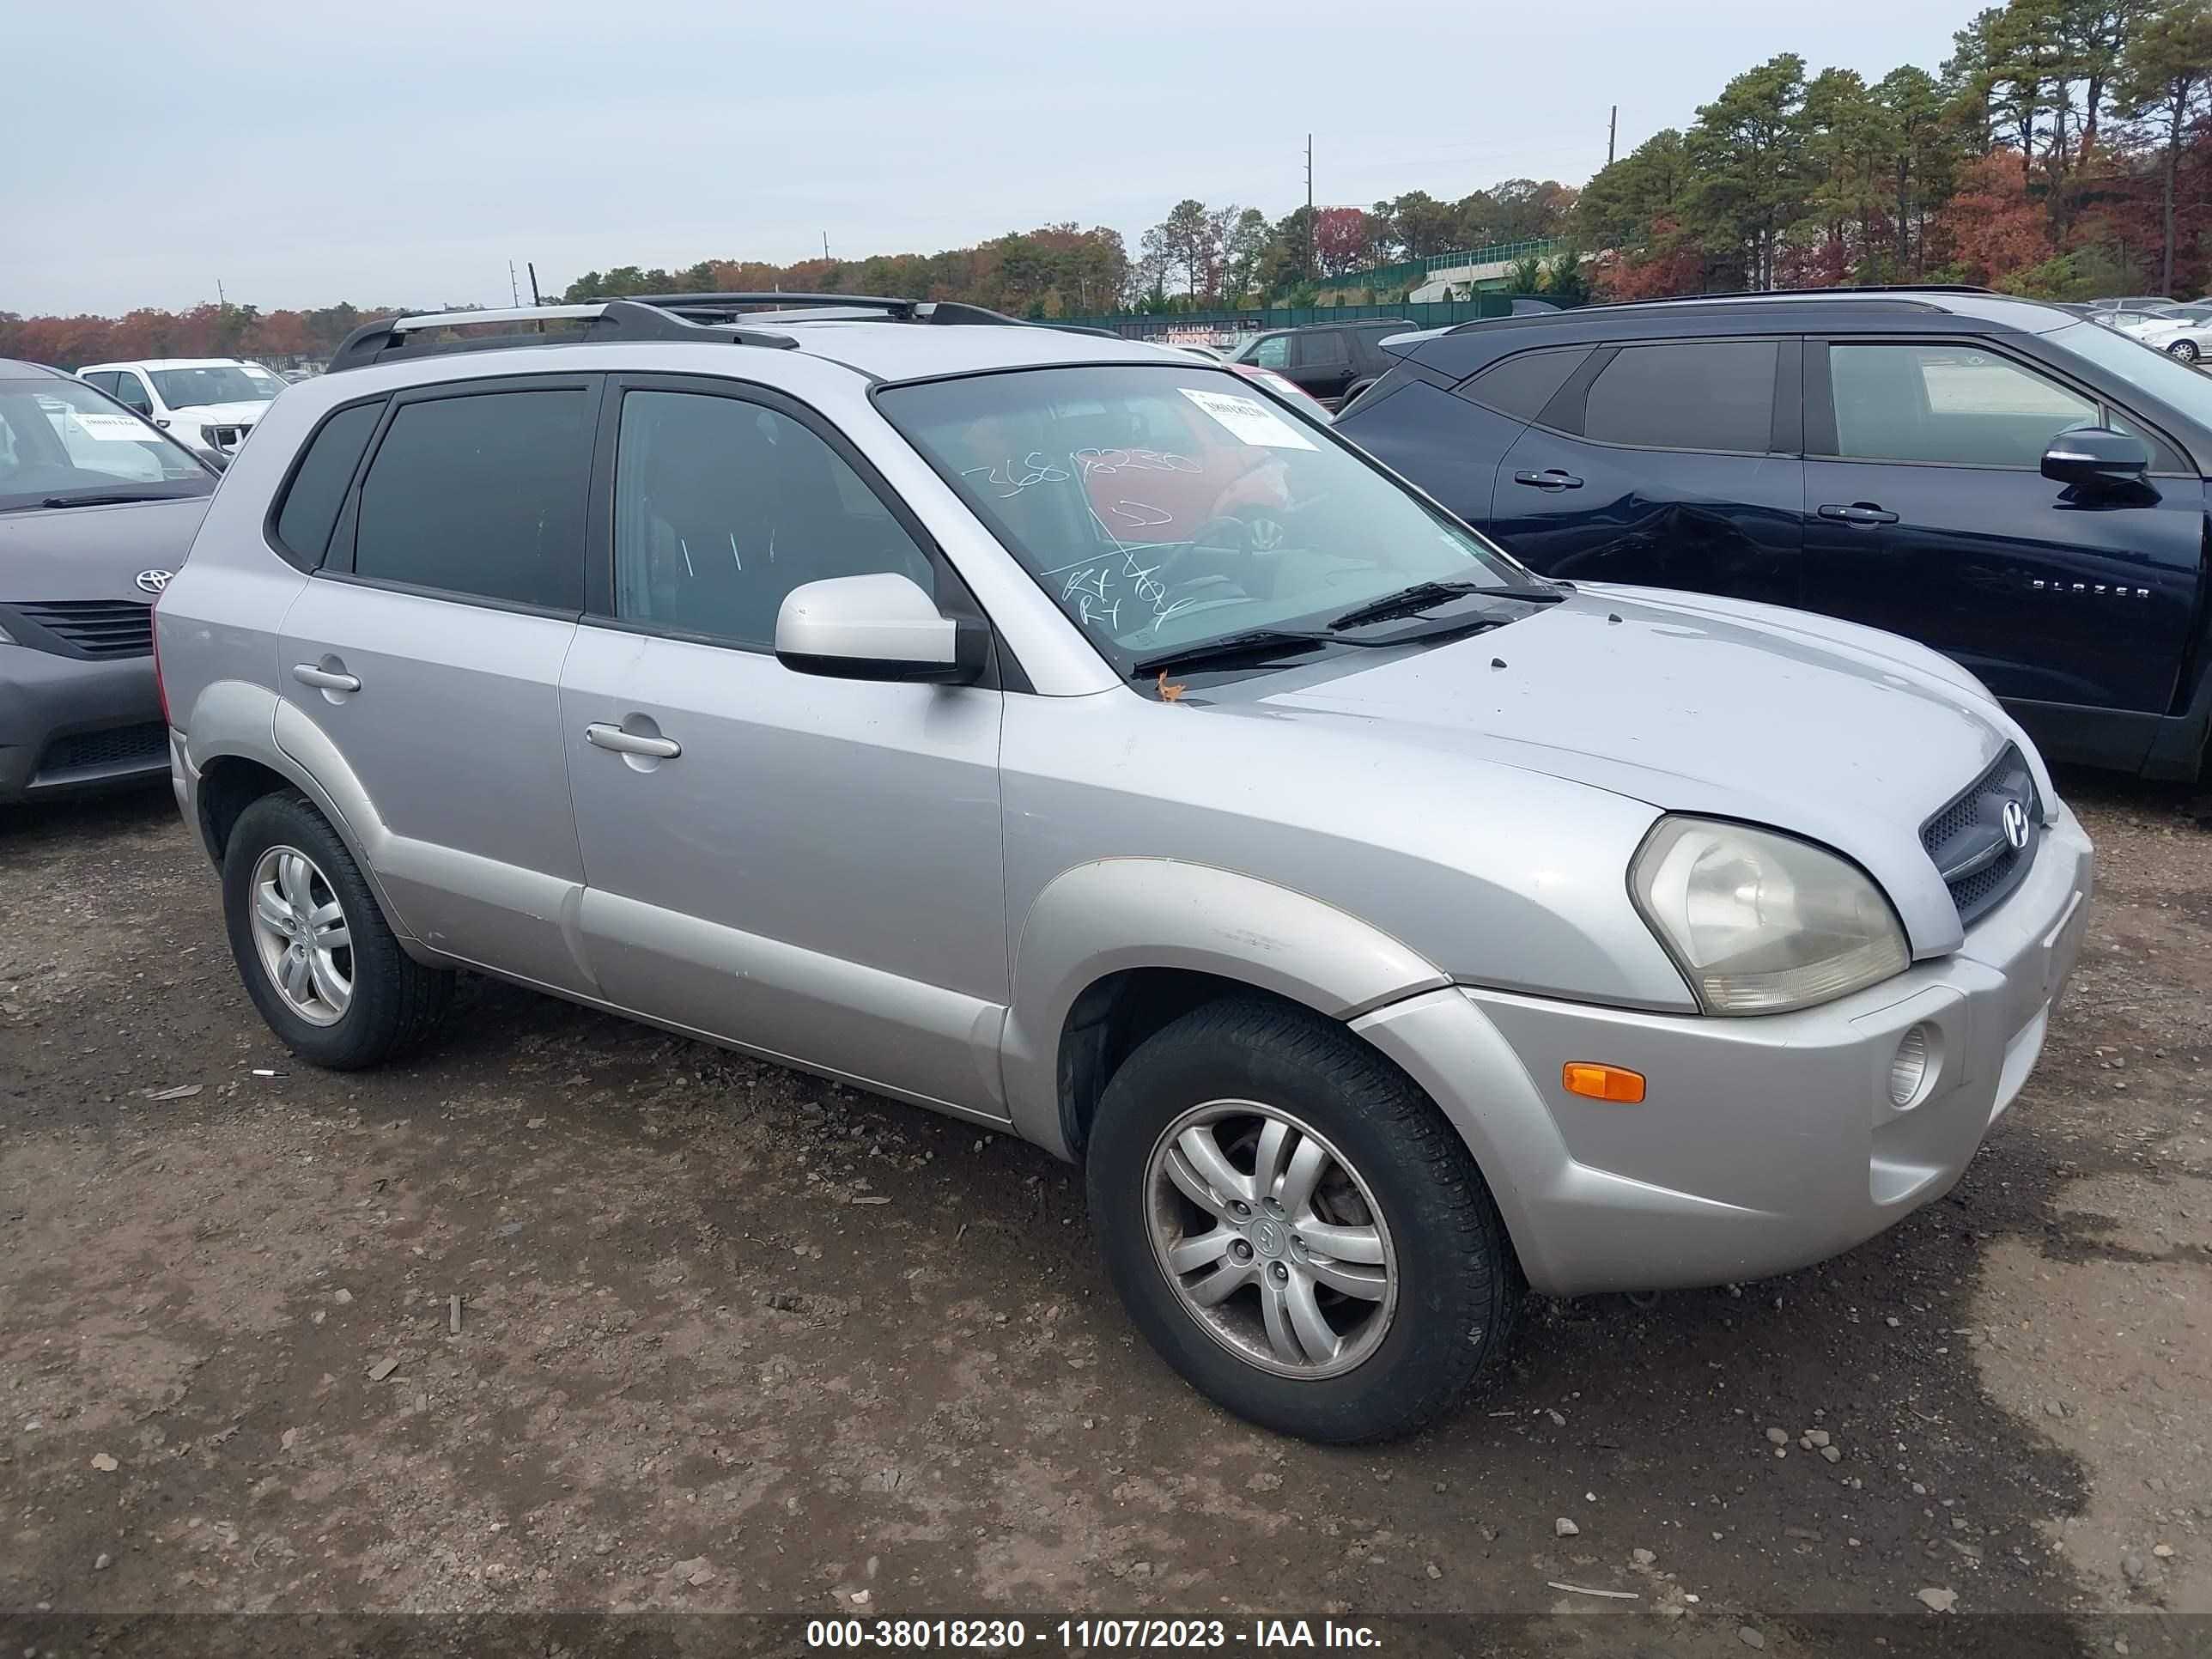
[2,773,2207,1656]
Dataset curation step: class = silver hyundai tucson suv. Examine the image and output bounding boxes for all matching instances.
[155,294,2094,1443]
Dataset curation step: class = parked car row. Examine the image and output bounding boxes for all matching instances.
[145,290,2094,1443]
[1337,287,2212,782]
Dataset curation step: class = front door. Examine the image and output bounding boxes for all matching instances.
[1490,337,1805,609]
[276,375,599,990]
[1801,338,2203,758]
[559,377,1009,1116]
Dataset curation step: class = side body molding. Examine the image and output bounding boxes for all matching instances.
[1001,858,1451,1159]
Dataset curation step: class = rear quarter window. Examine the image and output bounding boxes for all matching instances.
[270,401,383,568]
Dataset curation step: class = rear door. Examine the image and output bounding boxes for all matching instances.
[1289,329,1356,405]
[276,374,599,991]
[1490,336,1805,609]
[1800,337,2203,755]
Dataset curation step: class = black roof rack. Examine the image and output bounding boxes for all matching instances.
[1586,283,2001,310]
[325,299,801,374]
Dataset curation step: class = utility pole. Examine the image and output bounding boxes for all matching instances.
[1305,134,1316,282]
[508,261,520,306]
[823,231,831,261]
[526,263,541,305]
[1607,105,1617,167]
[216,277,227,307]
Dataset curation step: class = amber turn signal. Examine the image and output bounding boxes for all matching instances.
[1563,1062,1646,1103]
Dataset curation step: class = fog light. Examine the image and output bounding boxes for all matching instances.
[1889,1024,1933,1108]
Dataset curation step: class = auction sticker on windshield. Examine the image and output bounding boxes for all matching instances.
[1178,387,1316,450]
[70,411,158,442]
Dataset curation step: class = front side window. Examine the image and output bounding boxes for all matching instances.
[149,364,283,408]
[611,389,934,648]
[352,388,592,609]
[1582,340,1778,452]
[0,377,214,511]
[878,364,1534,674]
[1251,335,1290,370]
[2049,319,2212,446]
[1827,343,2096,468]
[111,374,153,416]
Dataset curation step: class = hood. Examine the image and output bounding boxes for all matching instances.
[169,401,270,427]
[0,496,211,603]
[1246,584,2034,954]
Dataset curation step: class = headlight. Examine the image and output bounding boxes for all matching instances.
[1631,817,1909,1014]
[199,424,222,448]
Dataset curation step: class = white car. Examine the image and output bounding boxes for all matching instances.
[2134,303,2212,366]
[74,358,286,460]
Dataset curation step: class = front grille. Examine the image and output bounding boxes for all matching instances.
[1921,744,2040,928]
[7,599,154,658]
[38,722,167,778]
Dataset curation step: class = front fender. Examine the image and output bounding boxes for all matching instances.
[1001,858,1449,1158]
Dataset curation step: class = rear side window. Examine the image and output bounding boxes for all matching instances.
[1466,348,1593,420]
[351,388,592,610]
[1294,331,1348,369]
[1583,341,1778,452]
[273,401,381,565]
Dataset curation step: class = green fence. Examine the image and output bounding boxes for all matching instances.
[1059,296,1515,339]
[1310,237,1570,296]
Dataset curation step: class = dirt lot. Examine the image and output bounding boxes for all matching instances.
[3,775,2208,1656]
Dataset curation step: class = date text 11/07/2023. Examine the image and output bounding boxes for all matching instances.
[805,1617,1384,1650]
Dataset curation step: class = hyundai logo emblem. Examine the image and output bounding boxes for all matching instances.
[2002,799,2031,851]
[135,568,173,594]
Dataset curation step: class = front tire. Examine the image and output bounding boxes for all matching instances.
[2170,339,2201,365]
[221,790,453,1069]
[1086,998,1521,1443]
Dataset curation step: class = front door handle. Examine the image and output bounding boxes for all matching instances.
[1817,502,1899,525]
[585,723,681,760]
[292,664,361,692]
[1512,469,1583,490]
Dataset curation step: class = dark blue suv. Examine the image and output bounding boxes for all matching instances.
[1337,289,2212,780]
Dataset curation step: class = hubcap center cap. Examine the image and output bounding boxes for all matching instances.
[1248,1218,1289,1259]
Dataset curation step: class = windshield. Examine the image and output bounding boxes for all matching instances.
[2053,320,2212,431]
[0,378,216,510]
[877,363,1535,672]
[149,364,283,406]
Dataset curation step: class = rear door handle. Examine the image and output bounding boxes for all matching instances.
[1817,502,1899,525]
[291,664,361,692]
[1512,469,1583,490]
[585,723,681,760]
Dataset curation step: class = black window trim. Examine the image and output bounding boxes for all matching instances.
[262,392,392,572]
[582,370,1019,691]
[1525,333,1795,458]
[1805,334,2197,478]
[319,370,604,617]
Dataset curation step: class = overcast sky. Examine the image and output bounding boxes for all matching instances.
[7,0,1972,317]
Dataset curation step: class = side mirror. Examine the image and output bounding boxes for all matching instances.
[2042,426,2150,489]
[775,573,987,685]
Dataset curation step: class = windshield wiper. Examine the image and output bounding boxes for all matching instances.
[1326,579,1564,631]
[35,491,183,509]
[1131,629,1336,679]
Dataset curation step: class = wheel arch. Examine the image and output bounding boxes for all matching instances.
[1001,859,1450,1160]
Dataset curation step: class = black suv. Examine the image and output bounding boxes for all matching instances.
[1337,288,2212,780]
[1231,319,1412,410]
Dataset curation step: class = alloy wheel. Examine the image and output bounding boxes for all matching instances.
[247,845,353,1026]
[1144,1099,1398,1379]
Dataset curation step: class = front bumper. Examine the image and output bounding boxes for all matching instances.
[0,646,167,803]
[1354,802,2094,1297]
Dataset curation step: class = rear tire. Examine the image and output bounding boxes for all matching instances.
[1086,997,1521,1443]
[221,790,453,1069]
